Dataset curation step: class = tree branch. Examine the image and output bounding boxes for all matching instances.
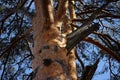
[0,28,32,60]
[55,0,68,22]
[80,58,100,80]
[66,2,111,53]
[94,32,120,50]
[72,13,120,22]
[83,37,120,63]
[0,0,28,22]
[75,49,85,70]
[66,23,99,55]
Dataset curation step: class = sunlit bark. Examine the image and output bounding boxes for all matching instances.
[68,0,78,79]
[32,0,76,79]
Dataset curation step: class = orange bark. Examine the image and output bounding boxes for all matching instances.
[32,0,76,80]
[68,0,78,80]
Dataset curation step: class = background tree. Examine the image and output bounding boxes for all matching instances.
[0,0,120,80]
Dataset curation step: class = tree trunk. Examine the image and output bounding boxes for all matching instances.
[32,0,77,80]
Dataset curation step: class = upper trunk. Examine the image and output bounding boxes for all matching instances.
[32,0,77,80]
